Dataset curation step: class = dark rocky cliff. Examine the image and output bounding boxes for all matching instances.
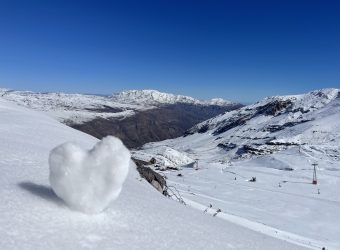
[71,103,242,148]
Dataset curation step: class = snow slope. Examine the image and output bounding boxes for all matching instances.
[133,88,340,250]
[0,98,307,249]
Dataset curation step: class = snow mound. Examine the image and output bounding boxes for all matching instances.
[49,136,130,214]
[133,146,195,168]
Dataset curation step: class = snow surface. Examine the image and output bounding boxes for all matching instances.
[0,98,309,249]
[134,88,340,250]
[49,136,130,214]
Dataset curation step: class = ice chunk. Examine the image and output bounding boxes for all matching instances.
[49,136,130,214]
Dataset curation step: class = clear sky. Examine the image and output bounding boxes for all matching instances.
[0,0,339,102]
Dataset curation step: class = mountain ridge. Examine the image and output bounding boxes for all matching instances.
[112,89,235,106]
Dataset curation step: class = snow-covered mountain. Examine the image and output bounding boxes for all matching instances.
[133,88,340,249]
[0,88,241,148]
[112,89,234,106]
[0,89,235,124]
[182,88,340,160]
[0,89,145,124]
[0,98,307,250]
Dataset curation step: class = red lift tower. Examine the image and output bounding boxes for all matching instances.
[312,163,318,185]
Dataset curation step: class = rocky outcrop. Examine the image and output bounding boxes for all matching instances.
[263,120,312,132]
[217,142,237,151]
[254,100,293,116]
[236,145,270,156]
[212,114,251,135]
[133,158,168,195]
[84,105,124,113]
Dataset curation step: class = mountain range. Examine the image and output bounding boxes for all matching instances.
[0,89,242,148]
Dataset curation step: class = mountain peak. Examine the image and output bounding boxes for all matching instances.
[112,89,234,106]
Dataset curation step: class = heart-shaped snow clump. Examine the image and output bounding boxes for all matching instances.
[49,136,130,214]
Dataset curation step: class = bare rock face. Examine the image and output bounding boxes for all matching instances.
[133,158,168,195]
[71,103,242,148]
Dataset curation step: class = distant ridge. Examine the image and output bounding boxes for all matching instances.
[112,89,234,106]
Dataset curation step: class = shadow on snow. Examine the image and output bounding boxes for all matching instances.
[18,181,64,206]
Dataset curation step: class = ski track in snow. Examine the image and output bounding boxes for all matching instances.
[183,197,329,250]
[170,174,339,249]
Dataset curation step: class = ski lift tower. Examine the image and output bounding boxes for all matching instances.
[312,163,318,185]
[195,158,199,170]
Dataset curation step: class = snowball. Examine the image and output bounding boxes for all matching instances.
[49,136,130,214]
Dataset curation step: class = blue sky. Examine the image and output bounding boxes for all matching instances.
[0,0,339,102]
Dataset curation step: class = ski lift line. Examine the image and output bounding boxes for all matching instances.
[265,149,334,164]
[221,181,340,206]
[204,178,340,205]
[312,163,318,185]
[300,147,335,165]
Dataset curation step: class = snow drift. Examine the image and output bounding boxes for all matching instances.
[49,136,130,214]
